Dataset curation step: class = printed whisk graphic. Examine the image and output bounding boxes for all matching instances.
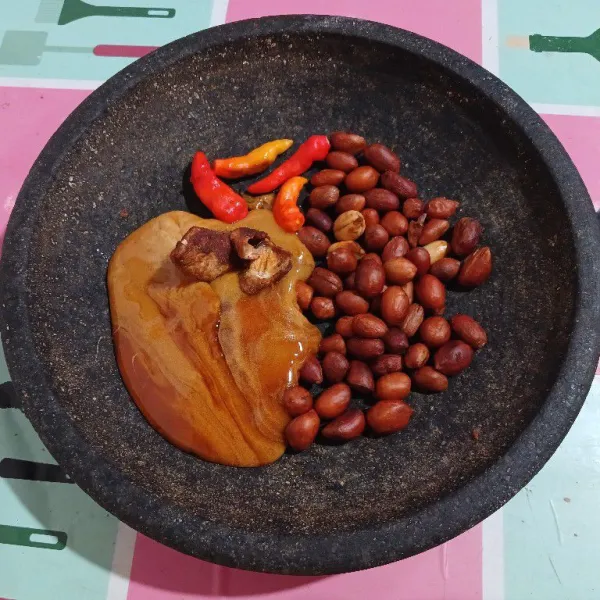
[506,27,600,63]
[36,0,175,25]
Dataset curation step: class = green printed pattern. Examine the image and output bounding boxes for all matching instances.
[0,0,216,81]
[504,380,600,600]
[529,28,600,63]
[36,0,176,26]
[499,0,600,106]
[0,339,120,600]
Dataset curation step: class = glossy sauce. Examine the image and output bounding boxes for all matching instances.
[108,210,320,466]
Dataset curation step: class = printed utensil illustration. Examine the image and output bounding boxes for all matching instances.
[0,524,67,550]
[36,0,175,25]
[506,27,600,63]
[0,458,72,483]
[0,31,157,66]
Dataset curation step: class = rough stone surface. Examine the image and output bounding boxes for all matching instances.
[1,16,599,575]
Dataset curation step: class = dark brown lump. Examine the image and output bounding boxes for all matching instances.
[230,227,269,260]
[171,225,292,294]
[239,243,292,295]
[170,226,234,282]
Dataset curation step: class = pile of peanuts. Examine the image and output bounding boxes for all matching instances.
[283,132,493,452]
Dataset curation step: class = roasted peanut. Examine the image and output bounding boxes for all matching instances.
[457,247,492,287]
[407,224,422,249]
[361,208,380,227]
[319,333,347,355]
[381,286,410,326]
[371,354,403,377]
[307,267,343,297]
[333,210,366,241]
[329,131,367,155]
[335,290,370,315]
[346,360,375,394]
[402,197,425,219]
[311,296,335,320]
[347,337,385,360]
[352,313,388,338]
[405,247,431,276]
[401,303,425,337]
[367,400,413,434]
[384,257,418,285]
[450,314,487,349]
[328,240,365,260]
[419,317,451,348]
[380,171,418,199]
[380,211,408,236]
[296,281,313,311]
[310,169,345,187]
[375,372,411,400]
[336,316,355,337]
[336,193,366,213]
[364,143,401,172]
[423,240,448,264]
[297,226,331,257]
[402,281,414,303]
[451,217,483,257]
[355,254,386,298]
[426,197,459,219]
[321,408,366,440]
[418,218,450,245]
[326,151,359,173]
[434,340,474,376]
[364,188,400,212]
[309,185,340,209]
[283,386,313,416]
[404,343,430,369]
[344,272,356,290]
[322,351,350,383]
[364,224,390,251]
[413,366,448,392]
[285,409,320,451]
[306,207,333,233]
[315,383,352,419]
[415,274,446,310]
[327,246,358,274]
[383,327,409,354]
[429,257,460,281]
[382,236,410,262]
[299,355,323,385]
[345,166,379,192]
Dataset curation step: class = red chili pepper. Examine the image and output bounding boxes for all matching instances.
[246,135,330,195]
[190,152,248,223]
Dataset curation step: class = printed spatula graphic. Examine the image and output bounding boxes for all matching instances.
[0,31,156,66]
[0,524,67,550]
[506,27,600,63]
[36,0,175,25]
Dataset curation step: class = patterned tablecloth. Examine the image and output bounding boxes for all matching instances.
[1,1,599,599]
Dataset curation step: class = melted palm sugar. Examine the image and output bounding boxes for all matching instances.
[108,210,320,466]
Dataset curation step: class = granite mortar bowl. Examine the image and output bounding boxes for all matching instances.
[1,16,600,575]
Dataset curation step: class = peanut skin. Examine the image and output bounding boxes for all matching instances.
[367,400,414,434]
[322,408,366,441]
[285,410,320,451]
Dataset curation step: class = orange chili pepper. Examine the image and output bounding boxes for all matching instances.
[213,139,293,179]
[273,176,308,233]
